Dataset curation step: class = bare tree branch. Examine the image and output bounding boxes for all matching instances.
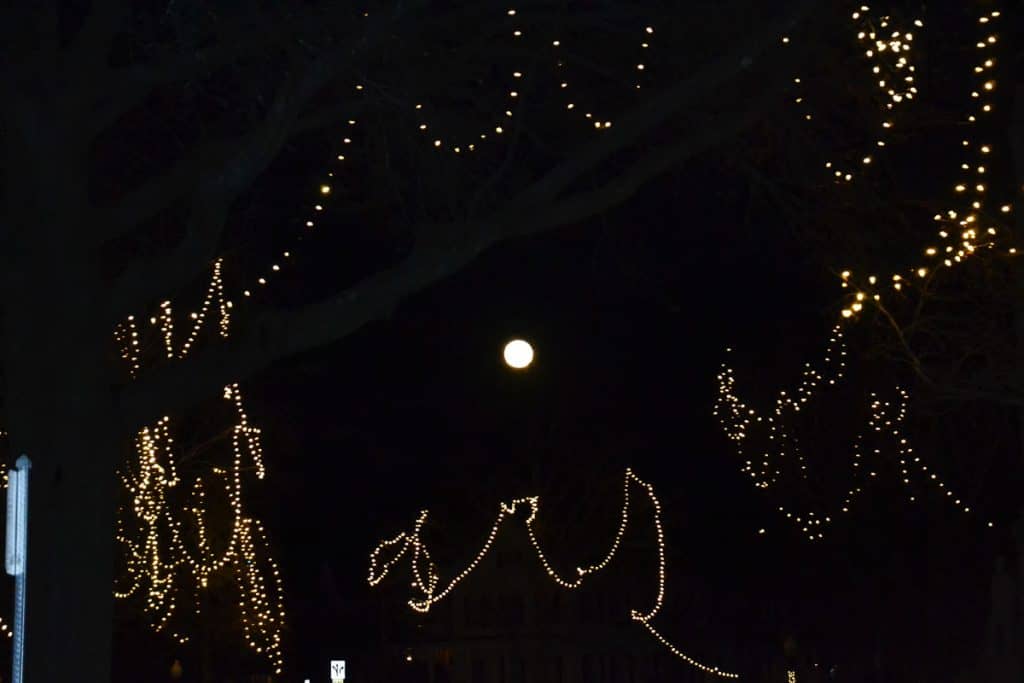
[106,193,231,323]
[94,136,240,247]
[88,0,504,246]
[102,46,363,317]
[510,0,814,213]
[115,67,793,431]
[65,1,130,89]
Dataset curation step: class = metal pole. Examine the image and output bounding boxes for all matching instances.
[12,570,25,683]
[7,455,31,683]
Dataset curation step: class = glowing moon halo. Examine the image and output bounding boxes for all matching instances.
[503,339,534,369]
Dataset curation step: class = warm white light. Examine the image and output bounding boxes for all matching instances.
[368,468,739,678]
[503,339,534,369]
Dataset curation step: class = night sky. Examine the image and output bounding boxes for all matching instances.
[98,1,1024,681]
[231,164,1007,680]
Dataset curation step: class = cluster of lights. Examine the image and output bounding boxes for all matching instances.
[368,469,739,678]
[114,384,284,672]
[834,8,1012,319]
[813,6,922,184]
[715,326,847,493]
[114,259,232,371]
[717,7,1011,541]
[412,9,655,154]
[113,263,286,673]
[114,9,660,324]
[715,326,994,539]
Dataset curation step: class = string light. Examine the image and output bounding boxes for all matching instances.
[368,469,739,678]
[411,10,653,154]
[239,119,358,301]
[835,8,1011,318]
[781,7,1013,322]
[714,8,1011,542]
[227,12,659,307]
[114,384,285,673]
[790,5,921,184]
[113,265,286,672]
[13,5,1016,672]
[715,326,993,539]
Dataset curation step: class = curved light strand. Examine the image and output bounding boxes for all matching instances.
[113,264,286,673]
[368,468,739,679]
[838,8,1011,318]
[715,326,995,539]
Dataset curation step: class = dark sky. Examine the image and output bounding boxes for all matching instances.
[240,161,1007,680]
[108,2,1024,680]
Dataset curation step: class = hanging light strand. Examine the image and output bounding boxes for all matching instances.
[715,327,995,539]
[368,469,739,679]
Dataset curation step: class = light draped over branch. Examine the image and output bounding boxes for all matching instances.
[108,0,817,431]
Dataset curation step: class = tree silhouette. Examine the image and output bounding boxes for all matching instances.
[714,3,1020,543]
[1,0,820,678]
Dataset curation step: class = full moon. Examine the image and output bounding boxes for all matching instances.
[503,339,534,369]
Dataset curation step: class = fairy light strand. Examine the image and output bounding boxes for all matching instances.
[718,8,1011,540]
[413,11,654,153]
[715,325,995,539]
[837,8,1012,318]
[798,5,922,185]
[114,263,286,673]
[368,469,739,679]
[114,384,285,672]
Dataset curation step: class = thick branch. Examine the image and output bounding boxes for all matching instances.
[66,2,129,88]
[106,194,230,324]
[89,7,335,124]
[91,0,480,247]
[510,0,815,213]
[94,136,240,246]
[103,49,357,318]
[116,74,783,430]
[88,0,494,137]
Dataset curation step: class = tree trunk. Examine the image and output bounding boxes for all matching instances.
[201,596,215,683]
[986,84,1024,683]
[2,93,118,681]
[1013,87,1024,415]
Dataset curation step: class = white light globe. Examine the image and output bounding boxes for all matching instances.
[503,339,534,369]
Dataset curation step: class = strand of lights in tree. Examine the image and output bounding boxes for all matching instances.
[207,9,656,303]
[115,384,285,673]
[239,119,358,300]
[789,5,922,183]
[413,16,655,152]
[714,325,995,539]
[368,469,739,679]
[833,7,921,183]
[721,7,1009,540]
[553,24,654,132]
[238,5,998,316]
[837,7,1013,318]
[716,326,848,493]
[113,263,286,673]
[786,5,921,183]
